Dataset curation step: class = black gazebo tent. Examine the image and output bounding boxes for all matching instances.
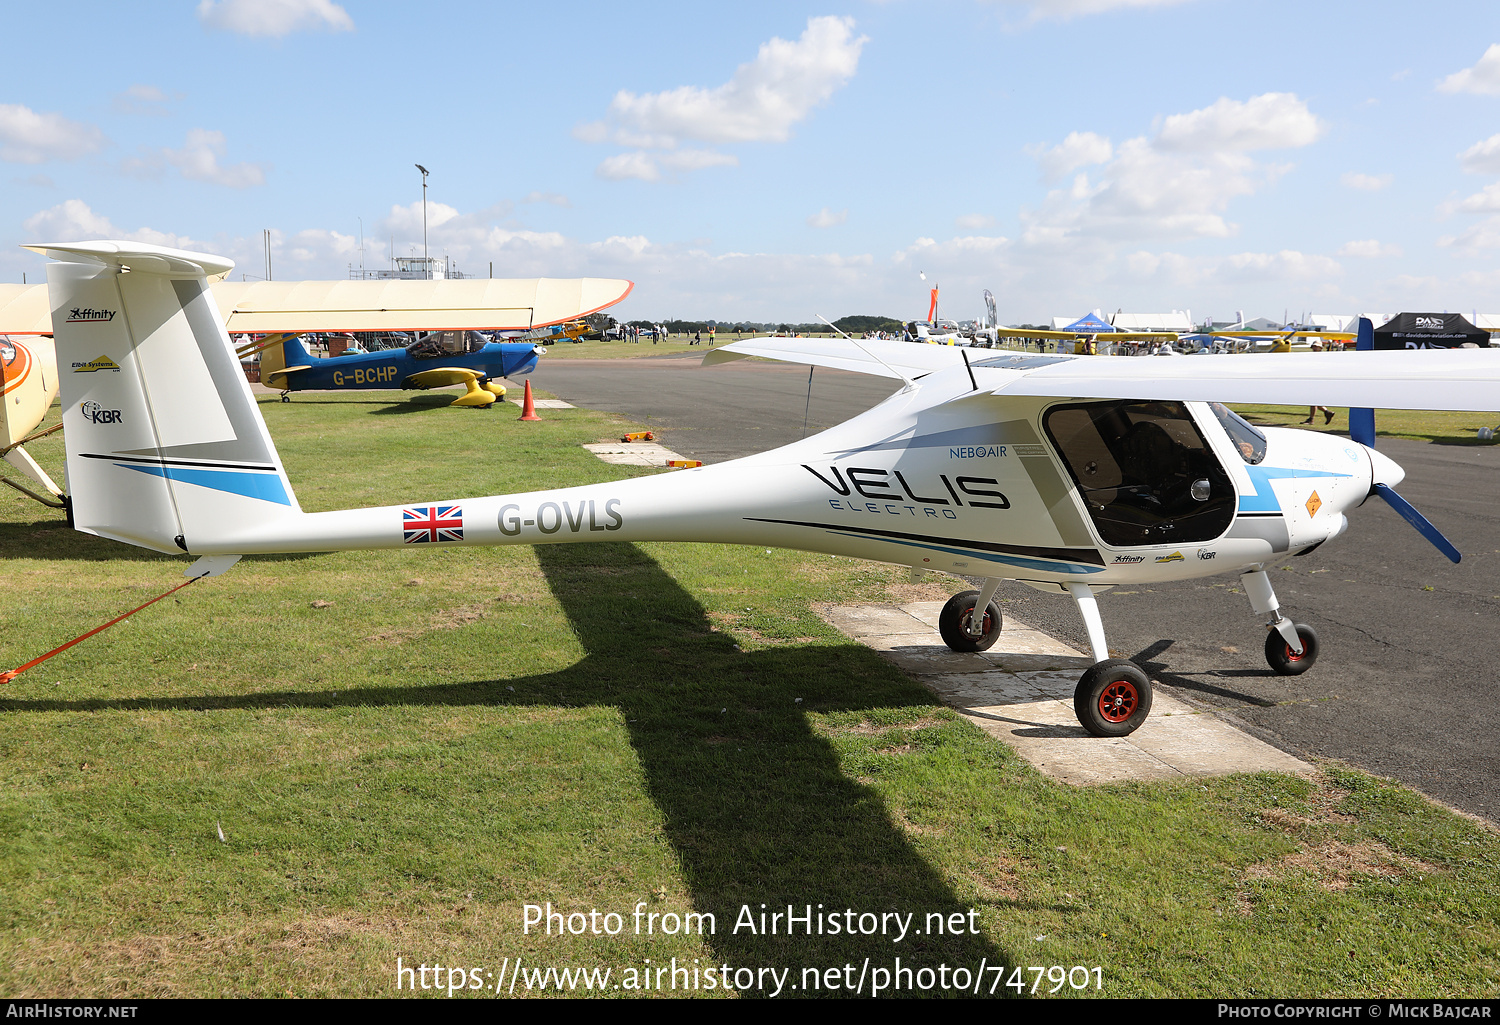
[1372,312,1491,349]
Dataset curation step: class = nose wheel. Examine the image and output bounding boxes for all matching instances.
[1265,623,1319,675]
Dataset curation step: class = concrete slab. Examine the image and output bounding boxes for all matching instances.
[582,442,693,467]
[507,397,575,409]
[820,601,1315,786]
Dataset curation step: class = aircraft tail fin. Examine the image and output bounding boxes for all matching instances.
[36,241,303,554]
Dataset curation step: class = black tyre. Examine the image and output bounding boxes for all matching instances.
[1074,659,1153,737]
[1265,623,1318,675]
[938,590,1002,652]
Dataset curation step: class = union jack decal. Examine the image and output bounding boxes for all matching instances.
[403,504,464,544]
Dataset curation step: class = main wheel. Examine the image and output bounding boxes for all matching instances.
[1265,623,1319,675]
[938,590,1002,652]
[1074,659,1153,737]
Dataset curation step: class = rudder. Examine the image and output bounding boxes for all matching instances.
[39,241,303,554]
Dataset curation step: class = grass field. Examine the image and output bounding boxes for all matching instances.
[0,393,1495,999]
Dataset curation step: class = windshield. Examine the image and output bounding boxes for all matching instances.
[1209,403,1267,464]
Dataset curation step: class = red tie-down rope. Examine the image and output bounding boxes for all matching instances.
[0,573,208,685]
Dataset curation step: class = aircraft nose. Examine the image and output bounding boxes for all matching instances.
[1365,445,1405,490]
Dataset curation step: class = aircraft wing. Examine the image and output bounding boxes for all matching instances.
[1210,330,1355,340]
[702,336,969,380]
[994,327,1176,341]
[983,349,1500,411]
[0,277,634,335]
[0,284,52,334]
[404,367,483,390]
[213,278,632,333]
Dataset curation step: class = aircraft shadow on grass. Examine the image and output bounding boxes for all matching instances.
[0,521,318,564]
[3,541,1030,979]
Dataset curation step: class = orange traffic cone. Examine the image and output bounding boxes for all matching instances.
[518,379,541,421]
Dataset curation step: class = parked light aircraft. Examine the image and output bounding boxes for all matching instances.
[251,317,602,407]
[0,269,632,500]
[34,241,1500,737]
[253,330,545,407]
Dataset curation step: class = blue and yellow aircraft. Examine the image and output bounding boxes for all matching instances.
[251,330,546,407]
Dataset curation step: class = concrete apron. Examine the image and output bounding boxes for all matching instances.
[821,601,1312,786]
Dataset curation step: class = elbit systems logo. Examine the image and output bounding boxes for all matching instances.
[71,356,121,373]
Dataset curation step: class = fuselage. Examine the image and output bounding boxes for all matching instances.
[274,337,540,392]
[172,361,1385,592]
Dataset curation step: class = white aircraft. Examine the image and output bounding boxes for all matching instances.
[34,240,1500,737]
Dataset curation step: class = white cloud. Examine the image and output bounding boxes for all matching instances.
[1455,182,1500,213]
[1458,133,1500,174]
[1338,239,1403,258]
[0,104,106,164]
[112,84,179,117]
[1119,248,1342,288]
[1438,215,1500,252]
[162,129,268,188]
[22,200,203,251]
[955,213,997,230]
[599,17,865,146]
[1029,131,1112,182]
[594,148,738,182]
[1020,94,1319,252]
[1340,172,1392,191]
[1155,93,1324,151]
[807,207,848,229]
[1437,43,1500,95]
[197,0,353,37]
[1023,140,1275,246]
[582,16,864,181]
[991,0,1194,22]
[596,152,662,182]
[521,191,571,207]
[660,149,740,172]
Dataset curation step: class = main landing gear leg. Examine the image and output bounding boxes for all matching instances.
[1067,582,1152,737]
[1240,567,1319,676]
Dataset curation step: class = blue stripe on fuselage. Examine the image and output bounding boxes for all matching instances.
[1238,464,1351,513]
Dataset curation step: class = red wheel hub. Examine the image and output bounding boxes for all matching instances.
[1098,680,1139,723]
[1283,642,1304,662]
[962,605,991,638]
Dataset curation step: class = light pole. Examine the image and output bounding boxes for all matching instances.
[415,164,429,278]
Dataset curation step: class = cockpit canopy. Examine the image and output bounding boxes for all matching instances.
[1044,400,1236,547]
[406,330,489,360]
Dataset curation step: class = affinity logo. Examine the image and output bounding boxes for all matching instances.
[71,355,121,373]
[66,307,116,323]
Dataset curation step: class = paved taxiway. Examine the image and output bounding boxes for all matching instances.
[534,352,1500,824]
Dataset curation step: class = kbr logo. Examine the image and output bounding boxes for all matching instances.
[79,400,123,424]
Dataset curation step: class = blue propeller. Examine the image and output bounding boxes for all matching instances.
[1349,317,1461,563]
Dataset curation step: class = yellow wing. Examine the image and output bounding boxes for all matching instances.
[0,278,634,335]
[993,327,1179,341]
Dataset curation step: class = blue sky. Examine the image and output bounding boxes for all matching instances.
[4,1,1500,325]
